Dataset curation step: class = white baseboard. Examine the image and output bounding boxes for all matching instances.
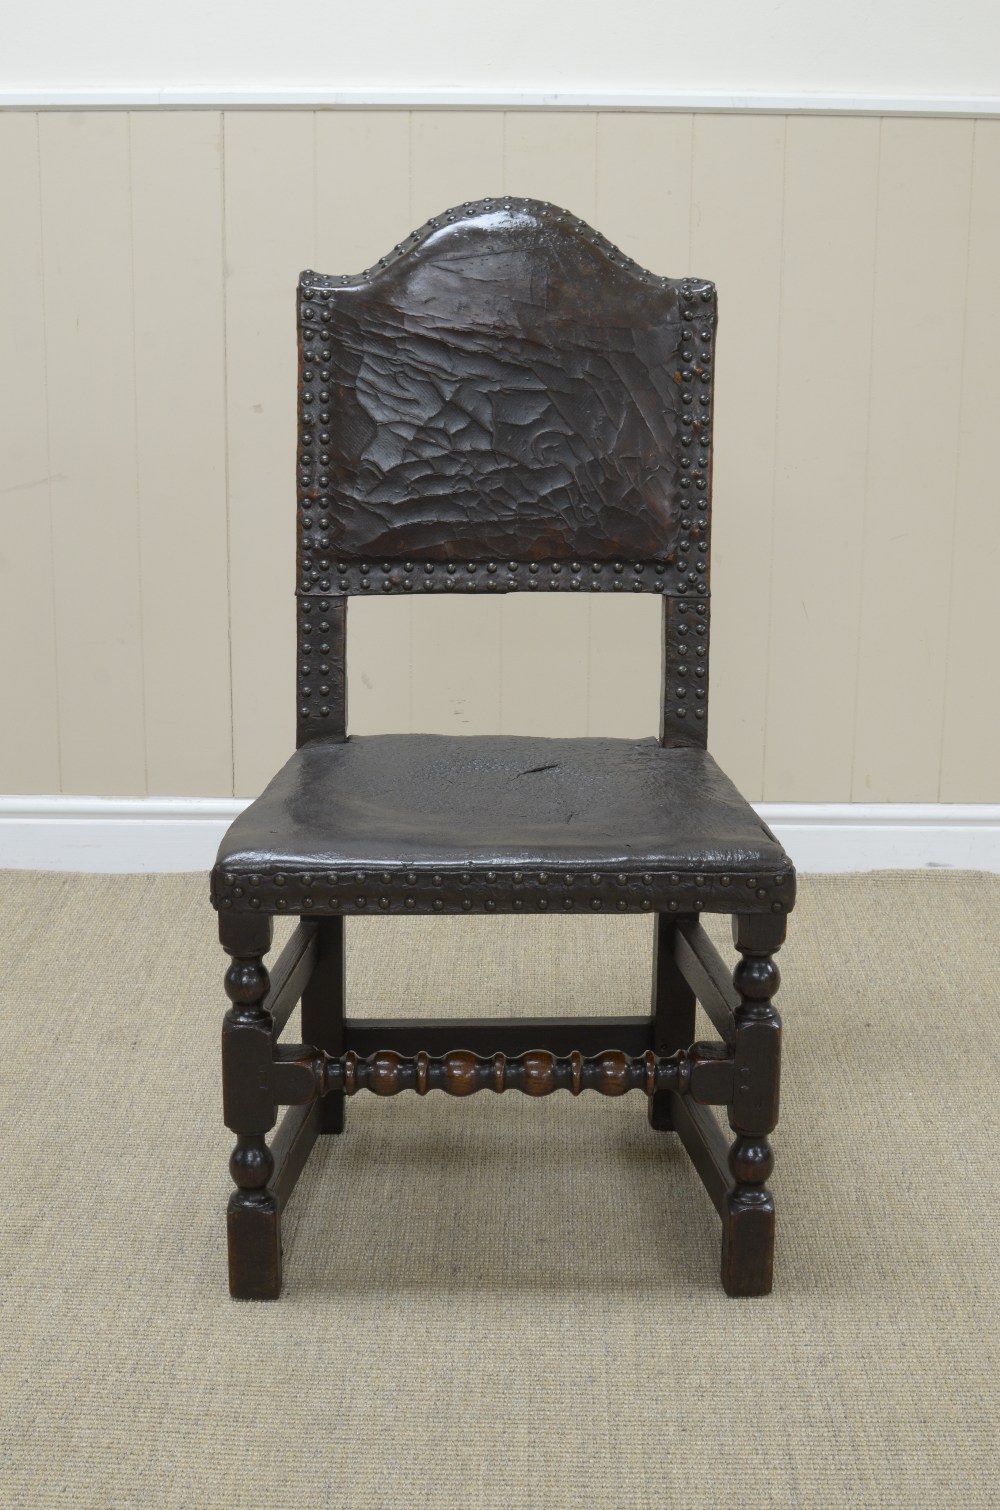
[756,803,1000,873]
[0,796,246,873]
[0,795,998,875]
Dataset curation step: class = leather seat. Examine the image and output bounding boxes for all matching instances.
[212,734,793,917]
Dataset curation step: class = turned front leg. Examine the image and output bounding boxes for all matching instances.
[220,913,281,1299]
[722,912,784,1297]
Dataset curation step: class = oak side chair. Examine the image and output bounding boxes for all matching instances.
[211,197,795,1301]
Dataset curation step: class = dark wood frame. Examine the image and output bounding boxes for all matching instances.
[215,198,791,1301]
[221,908,784,1300]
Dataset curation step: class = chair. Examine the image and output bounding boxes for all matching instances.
[212,197,795,1300]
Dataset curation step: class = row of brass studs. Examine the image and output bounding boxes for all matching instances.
[296,561,710,596]
[670,599,710,724]
[214,868,792,914]
[297,597,335,725]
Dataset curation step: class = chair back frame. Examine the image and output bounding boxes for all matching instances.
[294,197,716,751]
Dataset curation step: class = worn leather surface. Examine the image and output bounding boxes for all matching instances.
[212,736,794,917]
[297,197,715,590]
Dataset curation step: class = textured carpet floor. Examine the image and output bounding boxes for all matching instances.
[0,871,997,1508]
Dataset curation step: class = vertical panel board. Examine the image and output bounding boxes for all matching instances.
[763,116,880,800]
[592,113,694,738]
[596,111,693,270]
[501,114,598,736]
[0,114,61,792]
[38,113,146,795]
[409,113,506,733]
[941,120,1000,799]
[315,112,414,734]
[130,111,232,795]
[690,114,785,801]
[852,118,973,801]
[409,110,504,221]
[224,112,315,795]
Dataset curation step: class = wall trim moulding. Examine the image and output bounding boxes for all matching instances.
[0,796,998,875]
[2,88,1000,117]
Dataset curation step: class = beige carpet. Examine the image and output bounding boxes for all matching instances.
[1,871,997,1508]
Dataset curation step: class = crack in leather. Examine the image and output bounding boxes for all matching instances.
[297,197,716,581]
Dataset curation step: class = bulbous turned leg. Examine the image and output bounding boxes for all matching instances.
[220,914,281,1299]
[227,1134,281,1300]
[721,914,784,1297]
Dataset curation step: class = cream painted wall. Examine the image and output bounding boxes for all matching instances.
[2,0,999,97]
[1,108,998,805]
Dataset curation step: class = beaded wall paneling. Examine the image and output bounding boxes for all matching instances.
[1,109,998,802]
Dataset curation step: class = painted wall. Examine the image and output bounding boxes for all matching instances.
[2,0,998,98]
[2,108,998,805]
